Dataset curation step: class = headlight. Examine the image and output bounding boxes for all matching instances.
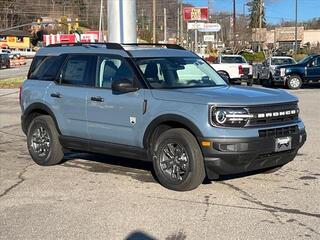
[280,68,286,77]
[210,107,254,127]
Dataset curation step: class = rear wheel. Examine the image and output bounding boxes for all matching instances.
[27,115,64,166]
[287,75,302,90]
[152,128,205,191]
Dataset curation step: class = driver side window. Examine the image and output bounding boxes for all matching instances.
[311,57,320,67]
[96,56,134,89]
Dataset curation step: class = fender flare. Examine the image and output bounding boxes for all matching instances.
[22,103,61,134]
[143,114,203,149]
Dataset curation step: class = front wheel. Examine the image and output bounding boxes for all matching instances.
[27,115,64,166]
[152,128,205,191]
[287,75,302,90]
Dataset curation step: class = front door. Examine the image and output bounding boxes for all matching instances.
[86,55,145,147]
[307,56,320,81]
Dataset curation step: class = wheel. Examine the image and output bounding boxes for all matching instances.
[287,75,302,90]
[6,62,10,68]
[27,115,64,166]
[247,78,253,86]
[152,128,205,191]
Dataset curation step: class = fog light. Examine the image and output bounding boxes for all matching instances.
[219,143,249,152]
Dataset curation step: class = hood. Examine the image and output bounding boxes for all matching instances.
[275,63,303,69]
[151,86,297,106]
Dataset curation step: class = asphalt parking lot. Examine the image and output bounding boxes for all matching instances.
[0,86,319,240]
[0,59,32,80]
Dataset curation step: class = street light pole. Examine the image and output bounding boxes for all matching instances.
[295,0,298,53]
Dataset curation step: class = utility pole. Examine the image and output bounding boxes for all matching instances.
[258,0,263,52]
[99,0,104,42]
[164,8,167,43]
[153,0,156,43]
[233,0,236,48]
[294,0,298,53]
[180,1,184,45]
[177,6,180,44]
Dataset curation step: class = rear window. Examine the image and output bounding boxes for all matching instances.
[221,56,247,64]
[29,55,66,81]
[271,58,295,65]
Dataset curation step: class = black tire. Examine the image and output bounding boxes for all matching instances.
[286,75,302,90]
[152,128,205,191]
[27,115,64,166]
[247,78,253,86]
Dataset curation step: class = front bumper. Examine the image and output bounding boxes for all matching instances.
[273,75,288,85]
[231,75,253,84]
[200,127,306,179]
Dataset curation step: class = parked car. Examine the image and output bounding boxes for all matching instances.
[253,56,296,86]
[0,53,10,69]
[211,55,253,86]
[273,54,320,89]
[20,43,306,191]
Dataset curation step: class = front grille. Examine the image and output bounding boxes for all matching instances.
[274,69,280,76]
[247,102,299,126]
[259,125,299,138]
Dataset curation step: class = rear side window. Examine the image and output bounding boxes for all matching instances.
[29,55,66,80]
[221,56,246,64]
[60,55,96,86]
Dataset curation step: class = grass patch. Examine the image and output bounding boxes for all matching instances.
[0,77,25,88]
[241,51,266,63]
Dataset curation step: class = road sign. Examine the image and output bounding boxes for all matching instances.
[203,35,215,42]
[183,7,209,21]
[198,23,221,32]
[187,22,205,30]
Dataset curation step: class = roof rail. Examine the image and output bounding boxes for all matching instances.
[122,43,185,50]
[46,42,124,50]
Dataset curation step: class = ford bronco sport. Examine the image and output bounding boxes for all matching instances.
[20,43,306,191]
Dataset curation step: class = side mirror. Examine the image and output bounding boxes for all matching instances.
[111,79,139,93]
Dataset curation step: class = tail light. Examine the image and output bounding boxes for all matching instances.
[238,65,244,75]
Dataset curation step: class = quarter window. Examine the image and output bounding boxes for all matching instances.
[29,55,65,80]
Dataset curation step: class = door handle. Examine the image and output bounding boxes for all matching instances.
[91,96,104,102]
[50,92,62,98]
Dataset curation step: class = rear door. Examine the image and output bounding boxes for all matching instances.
[86,55,145,147]
[306,56,320,81]
[47,54,96,139]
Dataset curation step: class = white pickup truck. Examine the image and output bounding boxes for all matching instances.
[211,55,253,86]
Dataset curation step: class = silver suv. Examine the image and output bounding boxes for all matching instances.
[20,43,306,191]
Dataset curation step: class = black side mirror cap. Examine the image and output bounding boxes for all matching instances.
[111,79,139,93]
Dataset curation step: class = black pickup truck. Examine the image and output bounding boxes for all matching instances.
[273,54,320,89]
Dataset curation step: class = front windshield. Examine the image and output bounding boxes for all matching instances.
[298,55,313,64]
[271,58,295,65]
[136,57,227,89]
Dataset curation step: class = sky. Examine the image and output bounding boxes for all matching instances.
[184,0,320,24]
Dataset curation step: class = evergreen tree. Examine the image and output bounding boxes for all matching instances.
[247,0,266,28]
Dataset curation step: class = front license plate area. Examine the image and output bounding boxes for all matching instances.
[275,136,292,152]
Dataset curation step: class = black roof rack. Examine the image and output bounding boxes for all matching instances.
[122,43,185,50]
[47,42,124,50]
